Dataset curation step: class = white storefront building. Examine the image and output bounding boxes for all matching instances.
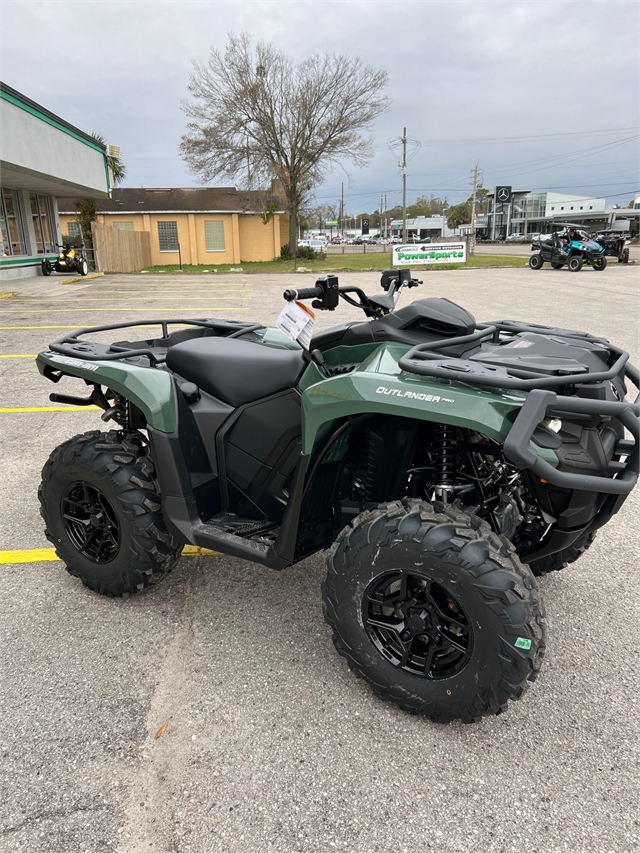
[0,82,110,280]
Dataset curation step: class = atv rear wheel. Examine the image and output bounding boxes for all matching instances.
[568,256,583,272]
[592,257,607,271]
[39,430,182,596]
[79,258,89,276]
[527,532,596,577]
[529,254,544,270]
[322,500,546,723]
[41,259,52,276]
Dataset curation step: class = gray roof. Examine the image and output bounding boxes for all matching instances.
[57,187,285,214]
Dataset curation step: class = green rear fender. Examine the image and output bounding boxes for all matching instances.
[37,352,177,433]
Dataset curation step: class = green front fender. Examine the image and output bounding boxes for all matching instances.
[37,352,177,433]
[300,342,558,466]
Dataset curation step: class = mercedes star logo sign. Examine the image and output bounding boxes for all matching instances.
[497,188,510,202]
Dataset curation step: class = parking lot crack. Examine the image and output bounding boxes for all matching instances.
[116,560,206,853]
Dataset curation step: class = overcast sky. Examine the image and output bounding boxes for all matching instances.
[2,0,638,213]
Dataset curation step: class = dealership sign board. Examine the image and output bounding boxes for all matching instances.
[392,242,467,266]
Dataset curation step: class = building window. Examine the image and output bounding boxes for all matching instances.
[551,207,555,211]
[65,221,82,240]
[589,206,593,210]
[114,221,134,231]
[30,194,55,253]
[580,206,583,210]
[158,221,179,252]
[204,220,225,251]
[1,189,27,255]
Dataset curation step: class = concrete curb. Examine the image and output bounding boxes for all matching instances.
[58,271,105,285]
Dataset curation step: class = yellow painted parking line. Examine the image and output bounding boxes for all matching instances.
[0,354,37,358]
[0,406,100,413]
[59,272,105,285]
[0,544,219,564]
[16,296,251,302]
[0,292,14,299]
[0,307,249,313]
[0,323,210,330]
[0,548,61,564]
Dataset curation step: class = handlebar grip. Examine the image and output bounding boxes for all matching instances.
[283,287,324,302]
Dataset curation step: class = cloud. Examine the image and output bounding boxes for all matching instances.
[2,0,637,209]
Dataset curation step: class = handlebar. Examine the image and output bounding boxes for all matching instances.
[283,270,420,317]
[283,287,324,302]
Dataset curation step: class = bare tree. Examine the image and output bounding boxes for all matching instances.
[180,33,390,251]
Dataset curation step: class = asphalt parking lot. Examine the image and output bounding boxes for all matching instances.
[1,264,638,853]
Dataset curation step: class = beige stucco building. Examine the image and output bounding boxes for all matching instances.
[58,187,288,267]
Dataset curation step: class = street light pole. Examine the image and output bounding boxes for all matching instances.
[402,127,408,243]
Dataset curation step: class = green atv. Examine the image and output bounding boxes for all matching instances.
[36,270,639,724]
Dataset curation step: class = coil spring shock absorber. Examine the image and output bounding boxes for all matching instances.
[101,393,131,429]
[432,424,457,503]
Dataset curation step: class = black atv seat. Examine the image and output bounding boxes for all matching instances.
[166,336,306,408]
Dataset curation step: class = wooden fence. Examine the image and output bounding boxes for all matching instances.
[91,222,152,273]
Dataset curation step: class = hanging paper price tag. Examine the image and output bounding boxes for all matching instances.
[276,301,315,349]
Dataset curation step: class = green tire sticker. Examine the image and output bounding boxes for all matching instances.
[515,637,532,650]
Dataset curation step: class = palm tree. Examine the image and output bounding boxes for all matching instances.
[91,132,126,186]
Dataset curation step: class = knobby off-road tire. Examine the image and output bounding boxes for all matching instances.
[39,430,182,597]
[527,531,596,577]
[529,254,544,270]
[591,256,607,271]
[322,500,546,724]
[568,256,583,272]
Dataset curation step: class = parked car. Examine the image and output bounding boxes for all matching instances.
[506,233,526,242]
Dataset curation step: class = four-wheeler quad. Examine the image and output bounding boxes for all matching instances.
[35,270,639,723]
[41,244,89,277]
[530,223,607,271]
[592,229,631,264]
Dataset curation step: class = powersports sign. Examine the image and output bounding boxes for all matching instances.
[391,242,467,266]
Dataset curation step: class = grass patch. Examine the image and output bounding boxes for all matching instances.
[139,253,528,275]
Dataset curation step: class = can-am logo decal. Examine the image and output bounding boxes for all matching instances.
[376,386,455,403]
[58,356,100,372]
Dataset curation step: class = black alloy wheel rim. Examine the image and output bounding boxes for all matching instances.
[61,481,121,563]
[363,570,473,680]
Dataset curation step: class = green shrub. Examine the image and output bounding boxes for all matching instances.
[60,234,85,248]
[280,244,325,261]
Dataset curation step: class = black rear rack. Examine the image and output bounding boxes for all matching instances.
[47,318,264,366]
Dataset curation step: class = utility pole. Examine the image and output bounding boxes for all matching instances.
[402,127,408,243]
[340,182,344,236]
[469,160,481,256]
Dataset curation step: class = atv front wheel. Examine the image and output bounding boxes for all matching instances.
[592,257,607,271]
[39,430,182,596]
[568,256,583,272]
[529,254,544,270]
[322,500,546,723]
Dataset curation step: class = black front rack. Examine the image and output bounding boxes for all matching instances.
[398,320,631,391]
[47,318,264,366]
[399,320,639,496]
